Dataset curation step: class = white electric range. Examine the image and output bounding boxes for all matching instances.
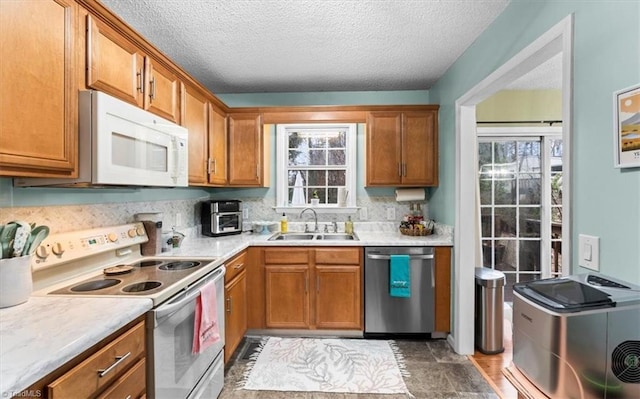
[31,222,226,399]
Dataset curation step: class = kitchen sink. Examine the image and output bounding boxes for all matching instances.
[268,233,359,241]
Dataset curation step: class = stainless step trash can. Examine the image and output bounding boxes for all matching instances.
[474,267,506,354]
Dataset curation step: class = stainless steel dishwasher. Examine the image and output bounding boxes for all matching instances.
[364,247,435,335]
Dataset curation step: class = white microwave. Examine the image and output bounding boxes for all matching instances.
[15,91,188,188]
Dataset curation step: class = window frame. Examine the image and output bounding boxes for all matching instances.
[275,123,357,213]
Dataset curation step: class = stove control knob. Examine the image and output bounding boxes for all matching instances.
[51,242,64,256]
[107,233,118,242]
[136,226,145,236]
[35,245,49,259]
[128,229,137,238]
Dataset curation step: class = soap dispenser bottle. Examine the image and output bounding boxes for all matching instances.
[280,213,288,233]
[345,216,354,234]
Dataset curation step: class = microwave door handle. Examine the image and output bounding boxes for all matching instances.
[171,137,179,182]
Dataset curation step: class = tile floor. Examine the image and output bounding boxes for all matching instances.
[220,338,499,399]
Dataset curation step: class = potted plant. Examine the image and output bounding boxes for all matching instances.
[310,190,320,206]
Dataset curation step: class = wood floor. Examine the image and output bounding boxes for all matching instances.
[469,305,521,399]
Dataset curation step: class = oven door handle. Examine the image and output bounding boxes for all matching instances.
[153,266,226,323]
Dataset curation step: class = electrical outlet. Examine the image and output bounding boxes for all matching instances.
[175,212,182,227]
[242,208,249,220]
[359,207,368,220]
[386,207,395,220]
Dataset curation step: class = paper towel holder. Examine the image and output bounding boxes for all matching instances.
[395,188,426,202]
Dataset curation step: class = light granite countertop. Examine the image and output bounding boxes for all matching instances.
[0,222,452,396]
[0,297,152,397]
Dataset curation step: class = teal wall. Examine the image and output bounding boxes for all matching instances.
[0,90,428,209]
[429,0,640,282]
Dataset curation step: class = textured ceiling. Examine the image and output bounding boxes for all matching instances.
[100,0,511,94]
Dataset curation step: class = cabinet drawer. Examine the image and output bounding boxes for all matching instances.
[48,321,145,399]
[264,248,309,264]
[224,251,247,283]
[315,248,361,265]
[96,358,146,399]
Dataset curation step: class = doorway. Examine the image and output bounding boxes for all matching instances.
[451,15,573,355]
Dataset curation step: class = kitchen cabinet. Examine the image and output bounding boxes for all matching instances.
[86,15,181,123]
[0,0,78,178]
[228,113,268,187]
[263,247,362,330]
[184,83,228,186]
[366,110,439,186]
[15,318,147,399]
[224,251,248,363]
[434,246,452,332]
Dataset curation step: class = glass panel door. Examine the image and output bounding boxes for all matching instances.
[479,136,562,301]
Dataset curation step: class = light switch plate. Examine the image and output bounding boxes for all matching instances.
[359,207,368,220]
[579,234,599,271]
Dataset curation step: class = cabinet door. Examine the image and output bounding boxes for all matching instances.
[315,265,362,329]
[144,58,181,123]
[402,111,438,186]
[224,270,247,364]
[366,112,402,186]
[86,15,144,107]
[265,265,309,328]
[183,84,209,185]
[0,0,78,177]
[208,105,228,185]
[228,113,263,186]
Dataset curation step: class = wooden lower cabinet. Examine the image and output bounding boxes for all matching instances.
[262,247,363,331]
[224,251,248,363]
[434,246,452,333]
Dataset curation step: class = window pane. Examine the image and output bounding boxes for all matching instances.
[495,207,516,237]
[328,149,345,165]
[328,170,345,186]
[311,188,326,203]
[327,187,338,204]
[494,141,517,163]
[309,136,325,149]
[309,149,326,165]
[289,149,310,166]
[520,207,541,238]
[520,241,540,272]
[308,170,326,185]
[328,131,346,148]
[478,142,493,167]
[288,170,306,186]
[519,174,541,205]
[481,207,492,237]
[495,180,516,205]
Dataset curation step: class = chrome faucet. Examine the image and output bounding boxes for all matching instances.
[299,208,319,232]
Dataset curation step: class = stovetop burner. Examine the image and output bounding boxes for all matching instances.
[71,279,121,292]
[122,281,162,292]
[159,261,201,271]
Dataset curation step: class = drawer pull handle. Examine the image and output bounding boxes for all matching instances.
[97,352,131,378]
[234,263,244,270]
[125,396,132,399]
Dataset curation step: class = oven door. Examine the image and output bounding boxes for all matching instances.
[213,212,242,234]
[147,266,225,399]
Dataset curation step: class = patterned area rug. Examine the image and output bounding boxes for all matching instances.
[240,337,411,395]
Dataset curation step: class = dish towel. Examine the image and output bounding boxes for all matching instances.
[192,280,221,354]
[389,254,411,297]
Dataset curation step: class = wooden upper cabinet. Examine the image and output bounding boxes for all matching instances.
[365,112,403,185]
[228,113,264,186]
[86,15,144,107]
[208,106,228,186]
[183,84,209,185]
[0,0,79,178]
[366,110,439,187]
[144,58,181,123]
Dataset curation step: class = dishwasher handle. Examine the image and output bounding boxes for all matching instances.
[366,254,434,260]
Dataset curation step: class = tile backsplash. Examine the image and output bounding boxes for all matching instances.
[0,194,430,235]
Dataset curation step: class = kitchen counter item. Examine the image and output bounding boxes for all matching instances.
[0,255,33,308]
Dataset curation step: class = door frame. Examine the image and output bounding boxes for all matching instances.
[451,15,574,355]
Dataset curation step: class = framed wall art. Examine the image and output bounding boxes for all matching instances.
[613,83,640,168]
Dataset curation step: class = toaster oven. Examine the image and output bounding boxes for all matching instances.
[201,200,243,237]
